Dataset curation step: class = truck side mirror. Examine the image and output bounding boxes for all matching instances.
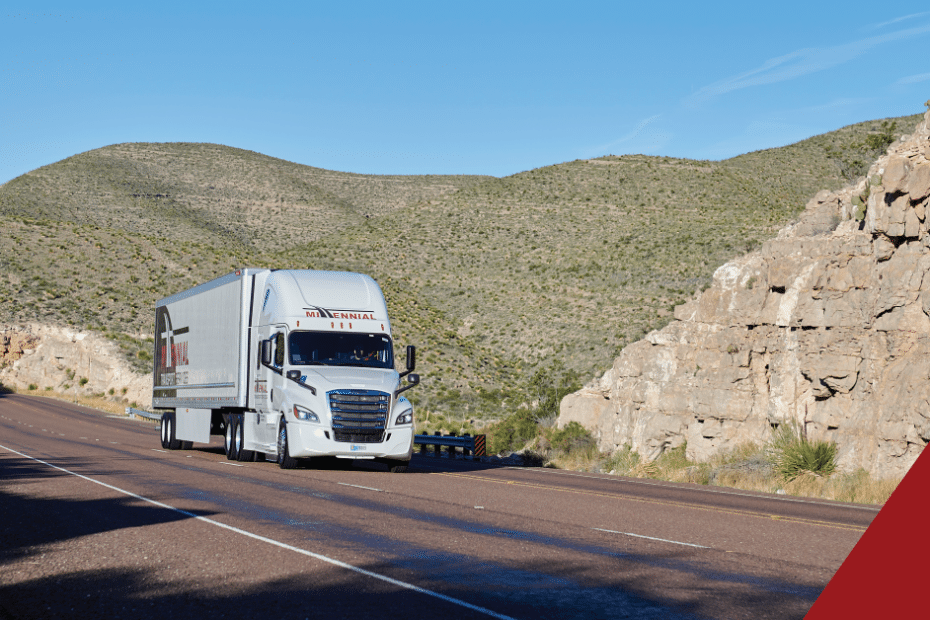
[395,372,420,397]
[406,345,416,372]
[261,339,272,366]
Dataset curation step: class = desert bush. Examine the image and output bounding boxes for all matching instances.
[545,421,596,454]
[486,410,539,454]
[766,422,837,482]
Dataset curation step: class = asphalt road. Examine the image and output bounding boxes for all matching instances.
[0,393,876,619]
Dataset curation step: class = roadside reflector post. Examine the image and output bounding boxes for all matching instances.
[473,434,486,458]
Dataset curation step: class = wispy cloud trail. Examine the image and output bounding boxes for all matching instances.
[683,22,930,108]
[897,72,930,85]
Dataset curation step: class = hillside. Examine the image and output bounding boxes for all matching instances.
[0,113,923,417]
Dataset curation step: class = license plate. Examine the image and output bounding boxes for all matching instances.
[350,444,366,451]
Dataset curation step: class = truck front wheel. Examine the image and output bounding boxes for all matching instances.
[236,415,254,462]
[277,424,298,469]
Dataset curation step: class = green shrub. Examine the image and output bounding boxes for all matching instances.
[487,410,539,454]
[79,377,89,386]
[27,383,37,391]
[545,421,596,454]
[766,421,837,481]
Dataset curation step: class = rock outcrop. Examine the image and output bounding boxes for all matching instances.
[559,110,930,479]
[0,323,151,407]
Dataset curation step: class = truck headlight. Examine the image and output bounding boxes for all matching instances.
[293,404,319,423]
[395,409,413,425]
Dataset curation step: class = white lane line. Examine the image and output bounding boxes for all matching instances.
[151,449,167,453]
[593,527,709,549]
[0,444,515,620]
[338,482,383,492]
[222,462,245,467]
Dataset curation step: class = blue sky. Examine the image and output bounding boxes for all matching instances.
[2,2,929,184]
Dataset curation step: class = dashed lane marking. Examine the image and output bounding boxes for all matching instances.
[338,483,384,492]
[593,527,710,549]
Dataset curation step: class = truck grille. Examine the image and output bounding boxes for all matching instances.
[329,390,389,443]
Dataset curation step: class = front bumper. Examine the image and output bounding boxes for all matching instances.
[288,423,413,460]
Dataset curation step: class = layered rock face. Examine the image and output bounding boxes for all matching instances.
[559,111,930,478]
[0,323,151,407]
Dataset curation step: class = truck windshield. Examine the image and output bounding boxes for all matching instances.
[288,331,394,369]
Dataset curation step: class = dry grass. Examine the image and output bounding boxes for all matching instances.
[597,441,898,505]
[9,385,153,420]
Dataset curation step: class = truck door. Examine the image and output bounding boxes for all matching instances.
[256,327,287,447]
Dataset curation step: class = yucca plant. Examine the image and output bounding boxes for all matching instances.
[766,421,838,482]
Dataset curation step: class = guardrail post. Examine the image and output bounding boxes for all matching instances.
[474,434,486,458]
[448,431,458,459]
[463,433,472,459]
[433,431,442,458]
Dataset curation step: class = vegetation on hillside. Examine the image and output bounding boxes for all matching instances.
[0,113,923,423]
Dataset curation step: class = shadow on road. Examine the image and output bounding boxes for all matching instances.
[0,455,217,566]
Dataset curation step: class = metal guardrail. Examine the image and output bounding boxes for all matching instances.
[414,432,486,460]
[126,406,162,422]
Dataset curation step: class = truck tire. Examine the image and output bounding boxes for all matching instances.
[161,411,181,450]
[236,415,254,462]
[225,416,238,460]
[277,424,298,469]
[160,412,169,449]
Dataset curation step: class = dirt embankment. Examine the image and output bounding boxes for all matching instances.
[0,323,151,408]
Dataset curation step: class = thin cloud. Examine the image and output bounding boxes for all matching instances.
[683,23,930,109]
[869,12,930,31]
[589,114,662,155]
[897,72,930,85]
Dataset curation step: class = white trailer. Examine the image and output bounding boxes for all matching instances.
[153,269,419,472]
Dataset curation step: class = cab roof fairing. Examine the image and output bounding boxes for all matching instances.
[258,270,391,331]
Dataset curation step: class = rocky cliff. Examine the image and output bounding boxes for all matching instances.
[0,324,151,407]
[559,111,930,479]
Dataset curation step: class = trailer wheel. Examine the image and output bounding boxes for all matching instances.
[236,415,254,462]
[160,412,169,449]
[225,416,238,460]
[161,411,181,450]
[277,424,298,469]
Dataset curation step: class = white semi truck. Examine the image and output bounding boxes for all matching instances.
[153,268,419,472]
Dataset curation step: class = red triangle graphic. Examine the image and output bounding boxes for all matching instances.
[806,445,929,617]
